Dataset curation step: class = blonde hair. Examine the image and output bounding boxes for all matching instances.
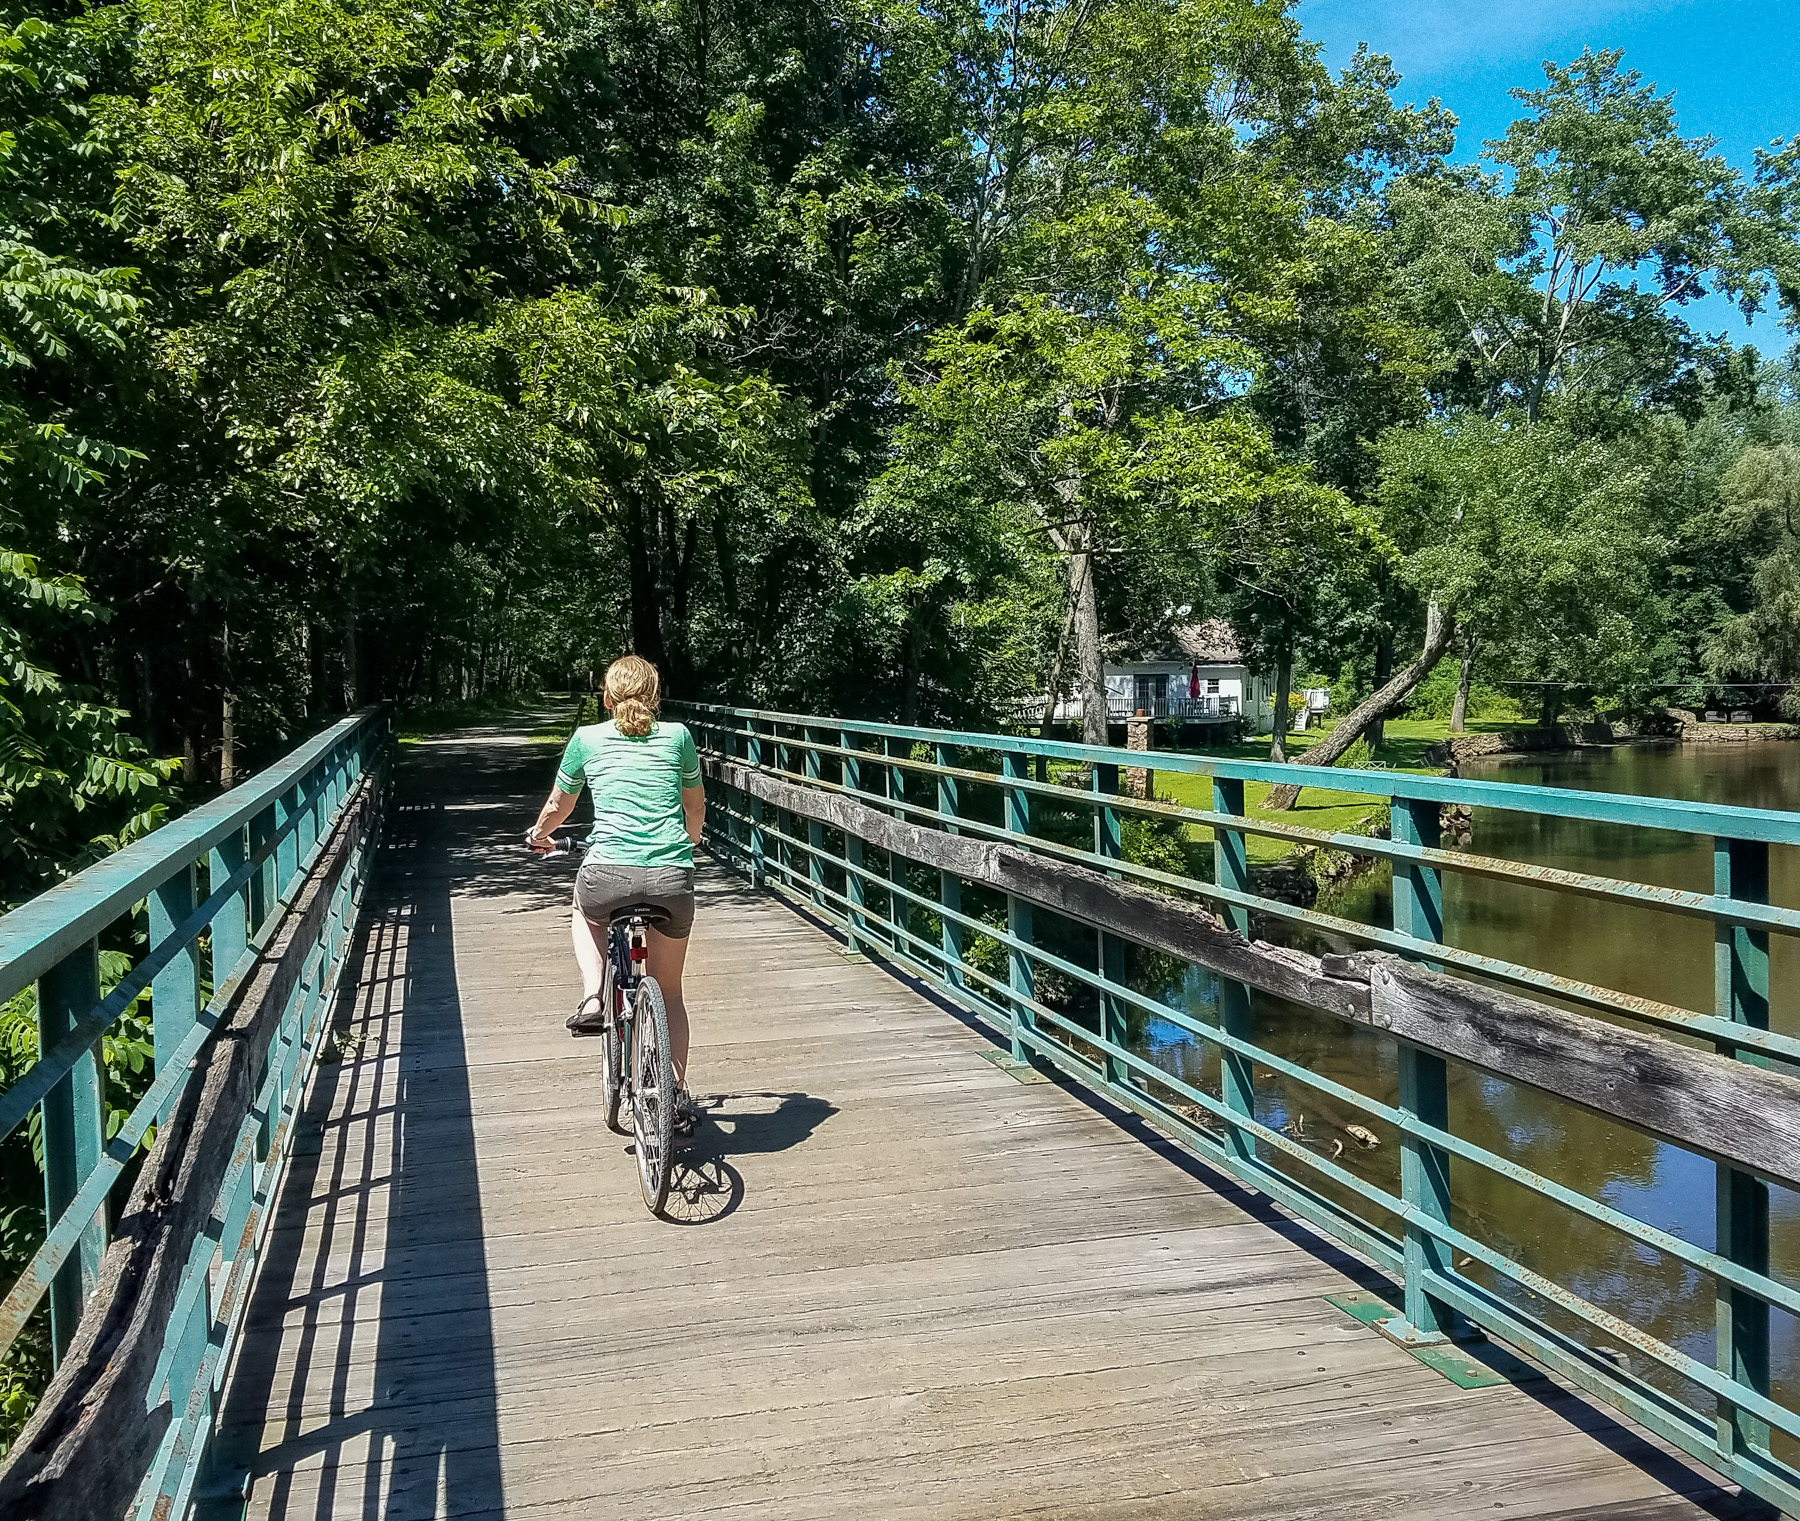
[605,655,662,737]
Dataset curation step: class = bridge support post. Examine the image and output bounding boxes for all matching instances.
[151,861,203,1123]
[937,745,963,990]
[1392,796,1455,1346]
[36,940,107,1362]
[275,783,302,904]
[1211,779,1255,1166]
[804,728,826,909]
[250,802,277,935]
[1003,751,1035,1063]
[842,731,866,954]
[886,738,909,954]
[210,825,250,988]
[747,721,766,888]
[775,727,792,888]
[1094,764,1127,1086]
[1714,835,1770,1464]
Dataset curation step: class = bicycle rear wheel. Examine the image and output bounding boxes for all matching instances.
[600,964,625,1135]
[630,976,675,1215]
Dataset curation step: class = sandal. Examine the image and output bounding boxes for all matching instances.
[672,1084,702,1138]
[567,993,607,1035]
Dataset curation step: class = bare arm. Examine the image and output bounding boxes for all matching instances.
[527,787,580,850]
[682,782,705,846]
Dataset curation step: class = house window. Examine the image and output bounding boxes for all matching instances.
[1206,678,1220,695]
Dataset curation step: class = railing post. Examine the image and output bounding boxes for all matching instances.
[804,728,825,908]
[36,941,106,1361]
[1093,763,1126,1085]
[1393,795,1454,1345]
[151,861,204,1122]
[274,782,301,904]
[1003,751,1034,1061]
[747,720,766,888]
[1714,835,1770,1463]
[1211,779,1255,1165]
[936,744,963,989]
[842,730,865,955]
[250,802,277,936]
[886,737,908,952]
[210,825,250,987]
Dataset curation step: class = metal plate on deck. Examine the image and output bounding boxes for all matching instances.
[1327,1291,1541,1390]
[979,1050,1053,1084]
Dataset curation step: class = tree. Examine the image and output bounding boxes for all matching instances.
[1705,442,1800,715]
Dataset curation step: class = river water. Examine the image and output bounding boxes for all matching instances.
[1137,740,1799,1455]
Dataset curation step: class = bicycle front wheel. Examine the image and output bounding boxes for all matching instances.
[630,976,675,1215]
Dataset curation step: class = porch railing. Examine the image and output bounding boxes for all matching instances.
[673,700,1800,1516]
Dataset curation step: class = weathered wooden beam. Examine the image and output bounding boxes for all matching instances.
[0,771,381,1521]
[1368,959,1800,1192]
[710,756,1800,1195]
[704,757,1370,1019]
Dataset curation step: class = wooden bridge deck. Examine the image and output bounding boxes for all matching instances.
[213,720,1764,1520]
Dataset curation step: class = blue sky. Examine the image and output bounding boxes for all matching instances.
[1297,0,1800,353]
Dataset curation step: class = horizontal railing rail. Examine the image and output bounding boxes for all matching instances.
[0,706,391,1521]
[671,700,1800,1516]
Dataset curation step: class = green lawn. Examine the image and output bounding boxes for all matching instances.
[1147,716,1514,863]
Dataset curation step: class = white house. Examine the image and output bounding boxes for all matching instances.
[1047,619,1276,734]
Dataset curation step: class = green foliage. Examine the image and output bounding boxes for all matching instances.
[1704,443,1800,716]
[0,551,175,905]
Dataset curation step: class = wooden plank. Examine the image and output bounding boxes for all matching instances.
[1371,959,1800,1191]
[705,757,1370,1019]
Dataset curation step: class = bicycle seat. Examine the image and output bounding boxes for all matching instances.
[609,902,671,927]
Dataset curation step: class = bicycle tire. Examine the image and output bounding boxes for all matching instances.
[630,976,675,1216]
[600,964,625,1135]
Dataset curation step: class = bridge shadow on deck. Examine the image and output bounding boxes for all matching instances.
[215,737,535,1519]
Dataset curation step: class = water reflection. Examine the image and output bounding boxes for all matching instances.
[1133,740,1800,1462]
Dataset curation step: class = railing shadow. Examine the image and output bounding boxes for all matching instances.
[211,757,507,1517]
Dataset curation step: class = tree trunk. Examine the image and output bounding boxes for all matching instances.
[1035,568,1081,781]
[1538,684,1563,728]
[624,499,668,671]
[1262,601,1457,811]
[1269,647,1293,763]
[1367,625,1393,752]
[343,589,360,710]
[1449,633,1477,735]
[1069,524,1107,748]
[899,611,927,725]
[219,623,236,788]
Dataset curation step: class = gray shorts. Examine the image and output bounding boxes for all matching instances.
[574,860,696,939]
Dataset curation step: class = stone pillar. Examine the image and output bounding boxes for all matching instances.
[1126,710,1154,799]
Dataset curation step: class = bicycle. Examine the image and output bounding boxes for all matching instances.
[533,830,677,1215]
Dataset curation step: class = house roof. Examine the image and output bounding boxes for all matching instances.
[1169,619,1241,664]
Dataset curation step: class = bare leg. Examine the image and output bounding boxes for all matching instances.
[646,927,691,1082]
[570,892,606,1001]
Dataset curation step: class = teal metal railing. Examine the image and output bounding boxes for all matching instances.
[674,700,1800,1515]
[0,707,389,1516]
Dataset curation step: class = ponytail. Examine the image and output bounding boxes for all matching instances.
[604,655,661,737]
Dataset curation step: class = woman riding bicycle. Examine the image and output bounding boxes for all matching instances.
[527,655,705,1132]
